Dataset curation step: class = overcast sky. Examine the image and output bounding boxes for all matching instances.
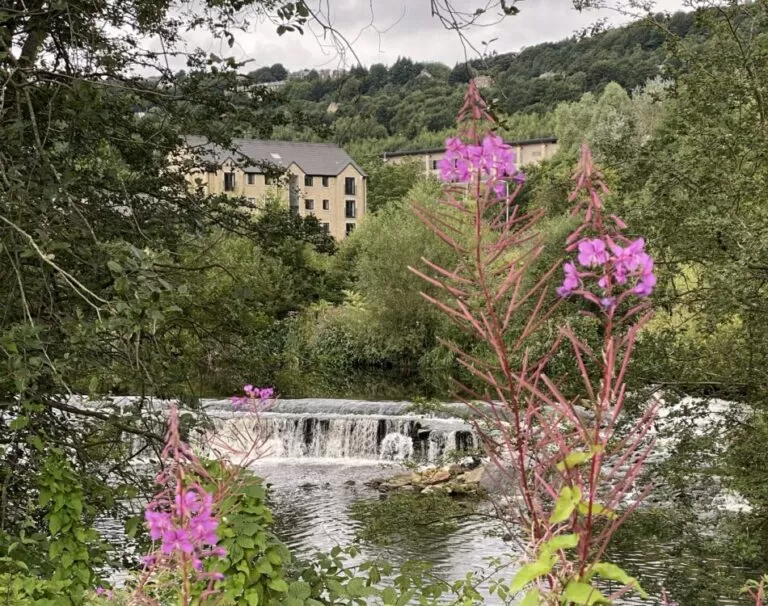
[164,0,685,73]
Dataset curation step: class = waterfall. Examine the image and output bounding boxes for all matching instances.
[205,410,475,462]
[66,396,478,463]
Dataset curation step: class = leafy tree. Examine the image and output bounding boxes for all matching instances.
[0,0,321,583]
[363,158,426,214]
[270,62,289,81]
[449,62,473,84]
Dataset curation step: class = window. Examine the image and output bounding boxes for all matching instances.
[305,199,314,211]
[322,176,329,187]
[321,223,330,233]
[345,200,356,219]
[431,160,439,170]
[265,175,275,185]
[344,177,356,196]
[322,199,330,210]
[345,223,355,236]
[304,175,314,187]
[247,173,256,185]
[246,197,256,205]
[224,172,236,192]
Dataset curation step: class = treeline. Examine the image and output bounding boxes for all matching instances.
[240,10,700,151]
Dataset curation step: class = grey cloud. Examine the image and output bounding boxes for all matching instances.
[145,0,684,73]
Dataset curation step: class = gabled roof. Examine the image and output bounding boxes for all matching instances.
[185,136,366,177]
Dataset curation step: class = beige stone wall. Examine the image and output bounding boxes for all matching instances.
[384,140,559,176]
[185,159,366,240]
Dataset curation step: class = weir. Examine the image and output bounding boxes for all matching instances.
[73,397,477,463]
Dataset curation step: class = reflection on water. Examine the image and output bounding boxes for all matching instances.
[254,459,751,606]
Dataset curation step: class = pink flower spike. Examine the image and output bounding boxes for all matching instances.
[577,238,609,267]
[557,262,580,297]
[96,587,105,595]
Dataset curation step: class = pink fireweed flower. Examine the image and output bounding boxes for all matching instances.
[161,527,195,555]
[438,137,471,182]
[560,232,657,306]
[189,513,220,545]
[633,255,656,297]
[557,262,580,297]
[438,134,524,189]
[577,238,609,267]
[233,385,275,409]
[145,509,172,541]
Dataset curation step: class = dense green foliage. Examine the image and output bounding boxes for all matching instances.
[245,10,703,158]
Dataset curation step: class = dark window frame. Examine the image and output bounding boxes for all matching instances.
[304,175,314,187]
[322,199,330,210]
[305,199,314,211]
[322,176,330,187]
[345,200,356,219]
[224,172,236,192]
[344,177,356,196]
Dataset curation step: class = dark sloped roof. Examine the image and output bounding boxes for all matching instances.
[185,136,366,177]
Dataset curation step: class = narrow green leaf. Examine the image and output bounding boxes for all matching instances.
[520,588,541,606]
[542,533,579,554]
[550,486,582,524]
[510,557,554,593]
[556,450,596,472]
[563,581,608,605]
[106,260,122,273]
[577,501,617,519]
[589,562,648,599]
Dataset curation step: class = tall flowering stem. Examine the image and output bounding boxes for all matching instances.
[412,83,659,604]
[133,405,227,605]
[130,386,275,604]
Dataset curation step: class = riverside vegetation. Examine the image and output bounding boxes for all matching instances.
[3,0,768,603]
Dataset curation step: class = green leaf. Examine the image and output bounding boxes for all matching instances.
[237,535,255,549]
[10,416,28,431]
[556,449,597,472]
[106,260,122,273]
[589,562,648,599]
[577,501,617,519]
[382,587,398,604]
[520,588,541,606]
[563,581,608,605]
[288,581,312,600]
[550,486,582,524]
[267,578,289,592]
[245,590,259,606]
[510,556,554,593]
[27,435,44,450]
[346,577,367,598]
[542,533,579,554]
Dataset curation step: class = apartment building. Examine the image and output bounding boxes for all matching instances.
[381,136,558,175]
[185,137,367,240]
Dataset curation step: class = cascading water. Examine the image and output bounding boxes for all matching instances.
[205,406,476,462]
[68,397,478,463]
